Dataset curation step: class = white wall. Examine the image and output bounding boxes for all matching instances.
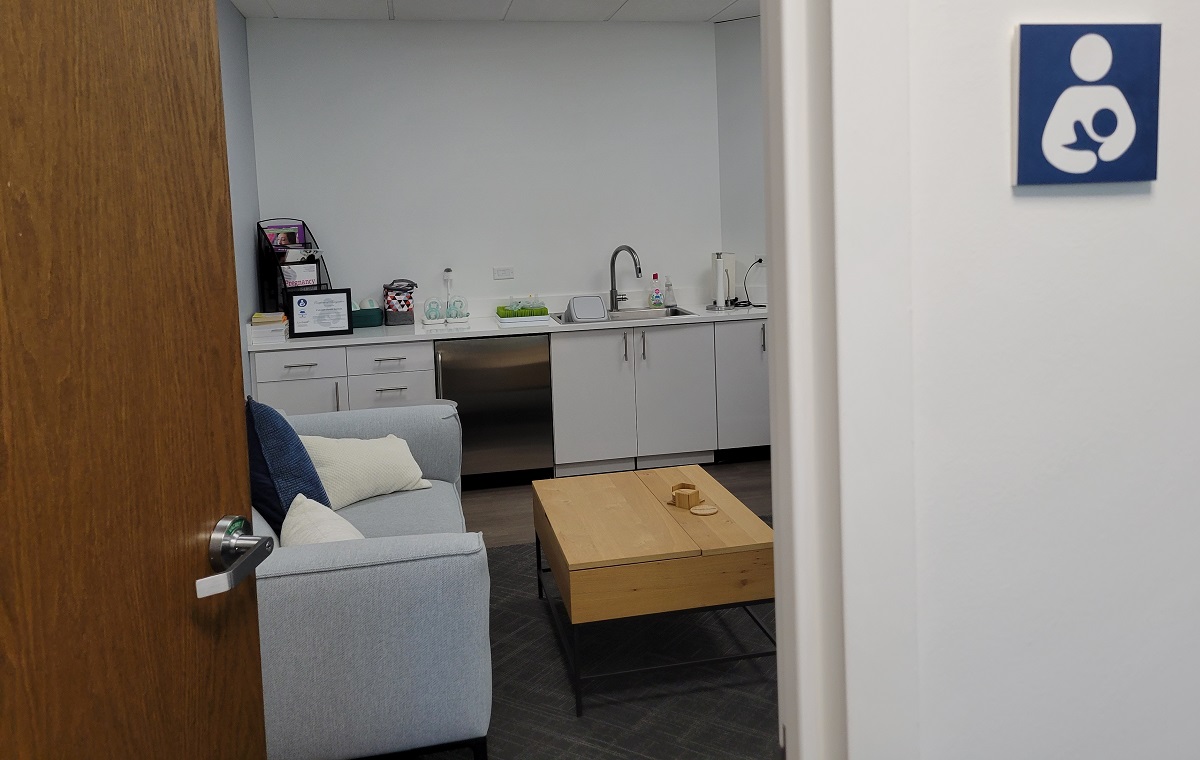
[835,1,1200,758]
[246,20,723,311]
[715,17,768,304]
[216,0,261,393]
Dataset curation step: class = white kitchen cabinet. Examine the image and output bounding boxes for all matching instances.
[346,343,435,375]
[550,323,717,467]
[347,370,436,409]
[252,347,349,414]
[254,376,348,415]
[715,319,770,448]
[250,342,437,414]
[550,328,637,465]
[254,346,347,382]
[634,323,717,456]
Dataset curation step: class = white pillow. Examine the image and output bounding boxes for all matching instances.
[299,434,432,510]
[281,494,365,547]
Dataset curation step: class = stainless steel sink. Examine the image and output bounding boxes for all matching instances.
[606,307,694,321]
[550,307,694,324]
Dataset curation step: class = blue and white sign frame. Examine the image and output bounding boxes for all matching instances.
[1013,24,1161,186]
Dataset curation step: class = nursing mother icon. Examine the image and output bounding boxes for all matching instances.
[1041,33,1135,174]
[1015,23,1160,185]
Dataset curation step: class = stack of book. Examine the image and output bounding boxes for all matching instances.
[248,312,288,345]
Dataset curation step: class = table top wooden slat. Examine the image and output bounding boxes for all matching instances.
[533,471,700,570]
[634,465,774,555]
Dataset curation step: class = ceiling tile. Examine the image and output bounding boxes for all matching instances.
[391,0,511,21]
[230,0,277,17]
[505,0,627,22]
[609,0,734,22]
[269,0,390,20]
[709,0,758,22]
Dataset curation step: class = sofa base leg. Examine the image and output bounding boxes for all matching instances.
[469,736,488,759]
[369,735,488,759]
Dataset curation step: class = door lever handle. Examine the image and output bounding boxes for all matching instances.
[196,515,274,599]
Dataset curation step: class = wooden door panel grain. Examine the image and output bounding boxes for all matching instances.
[1,1,266,757]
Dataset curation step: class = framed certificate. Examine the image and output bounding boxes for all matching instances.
[288,289,353,338]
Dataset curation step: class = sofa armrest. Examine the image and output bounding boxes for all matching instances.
[255,532,490,760]
[285,402,462,491]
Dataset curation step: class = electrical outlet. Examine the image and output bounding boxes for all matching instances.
[492,266,515,280]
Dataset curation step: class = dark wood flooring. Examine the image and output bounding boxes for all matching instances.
[461,459,773,548]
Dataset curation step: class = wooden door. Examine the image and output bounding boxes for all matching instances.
[634,323,718,456]
[715,319,771,449]
[549,329,637,465]
[1,2,267,758]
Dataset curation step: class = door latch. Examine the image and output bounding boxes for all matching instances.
[195,515,274,599]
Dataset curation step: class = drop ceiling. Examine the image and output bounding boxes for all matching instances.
[230,0,761,23]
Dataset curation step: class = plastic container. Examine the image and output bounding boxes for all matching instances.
[352,308,384,328]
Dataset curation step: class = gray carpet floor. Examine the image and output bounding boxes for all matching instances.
[422,541,779,760]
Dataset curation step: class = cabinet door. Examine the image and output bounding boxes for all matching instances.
[254,377,347,415]
[635,323,717,456]
[550,329,637,464]
[715,319,770,449]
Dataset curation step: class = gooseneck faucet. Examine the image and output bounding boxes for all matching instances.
[609,245,643,311]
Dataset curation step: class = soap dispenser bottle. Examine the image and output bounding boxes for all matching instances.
[663,275,677,307]
[649,272,665,307]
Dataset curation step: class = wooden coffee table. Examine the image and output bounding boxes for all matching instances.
[532,464,775,715]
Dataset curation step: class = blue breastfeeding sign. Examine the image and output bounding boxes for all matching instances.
[1014,24,1161,186]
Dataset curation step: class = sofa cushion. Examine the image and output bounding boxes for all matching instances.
[338,480,465,539]
[281,494,365,547]
[246,397,331,535]
[299,434,431,510]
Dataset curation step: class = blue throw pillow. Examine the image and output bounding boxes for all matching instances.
[245,397,330,535]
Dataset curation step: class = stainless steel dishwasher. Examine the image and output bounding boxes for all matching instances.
[434,335,553,476]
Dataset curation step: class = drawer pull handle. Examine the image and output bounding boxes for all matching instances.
[375,387,408,393]
[374,357,407,362]
[283,363,318,369]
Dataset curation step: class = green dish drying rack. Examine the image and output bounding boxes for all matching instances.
[495,297,550,324]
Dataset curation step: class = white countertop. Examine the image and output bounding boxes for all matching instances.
[248,303,769,352]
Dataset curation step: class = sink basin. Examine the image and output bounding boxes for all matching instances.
[550,307,694,324]
[606,307,694,321]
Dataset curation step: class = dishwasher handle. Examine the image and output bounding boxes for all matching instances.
[434,346,444,397]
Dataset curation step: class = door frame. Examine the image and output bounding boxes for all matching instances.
[762,0,847,757]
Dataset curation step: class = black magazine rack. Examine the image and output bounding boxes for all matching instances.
[255,218,333,313]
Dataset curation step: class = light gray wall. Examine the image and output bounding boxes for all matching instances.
[833,0,1200,757]
[216,0,261,393]
[245,20,723,310]
[715,17,767,303]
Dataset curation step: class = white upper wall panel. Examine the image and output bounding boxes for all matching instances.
[232,0,752,21]
[270,0,389,20]
[505,0,627,23]
[709,0,758,23]
[610,0,735,22]
[230,0,275,17]
[392,0,510,21]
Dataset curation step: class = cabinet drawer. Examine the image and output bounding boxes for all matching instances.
[347,370,436,409]
[347,342,435,375]
[254,377,347,415]
[254,348,347,383]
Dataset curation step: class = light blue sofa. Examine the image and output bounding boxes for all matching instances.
[251,403,491,760]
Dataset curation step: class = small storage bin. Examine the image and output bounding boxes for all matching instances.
[352,308,385,328]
